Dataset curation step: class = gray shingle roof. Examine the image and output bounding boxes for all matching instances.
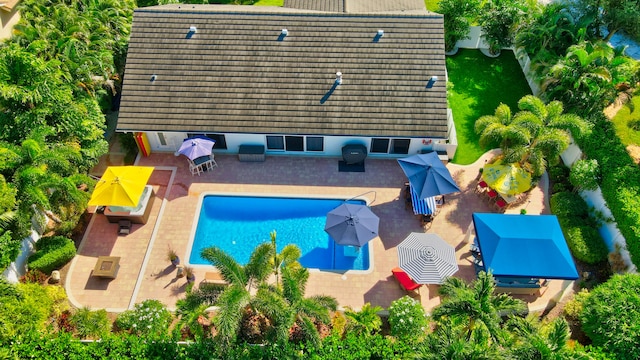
[117,5,447,138]
[283,0,426,13]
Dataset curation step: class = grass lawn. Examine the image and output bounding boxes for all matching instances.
[254,0,283,5]
[611,95,640,146]
[446,49,532,164]
[424,0,439,11]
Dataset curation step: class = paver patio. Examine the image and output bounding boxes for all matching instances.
[66,150,573,312]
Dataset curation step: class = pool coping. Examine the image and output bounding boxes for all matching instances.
[185,191,375,275]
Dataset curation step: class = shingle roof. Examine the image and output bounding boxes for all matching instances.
[283,0,426,13]
[117,5,448,138]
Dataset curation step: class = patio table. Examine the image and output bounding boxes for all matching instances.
[92,256,121,279]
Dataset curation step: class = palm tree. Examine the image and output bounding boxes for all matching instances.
[475,95,590,177]
[431,272,526,346]
[344,303,383,337]
[419,317,507,359]
[201,242,273,345]
[253,266,338,346]
[506,315,592,359]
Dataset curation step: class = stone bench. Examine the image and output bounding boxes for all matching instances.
[238,145,266,162]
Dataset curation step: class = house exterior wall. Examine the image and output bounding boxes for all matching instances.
[141,130,450,159]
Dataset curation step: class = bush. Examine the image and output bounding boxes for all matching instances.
[115,299,172,338]
[71,307,111,339]
[550,192,590,224]
[564,225,609,264]
[581,274,640,359]
[28,236,76,275]
[387,295,428,340]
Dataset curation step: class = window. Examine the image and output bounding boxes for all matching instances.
[306,137,324,152]
[157,133,168,146]
[391,139,410,154]
[370,138,389,153]
[267,136,284,150]
[285,136,304,151]
[205,134,227,150]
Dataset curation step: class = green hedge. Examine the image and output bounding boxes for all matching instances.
[550,192,608,264]
[578,114,640,268]
[28,236,76,275]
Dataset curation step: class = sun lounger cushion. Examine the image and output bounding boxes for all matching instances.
[392,267,421,291]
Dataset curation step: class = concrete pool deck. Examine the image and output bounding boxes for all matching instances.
[66,150,573,313]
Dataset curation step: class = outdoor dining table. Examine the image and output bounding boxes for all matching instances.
[497,191,518,204]
[410,185,437,215]
[193,155,210,166]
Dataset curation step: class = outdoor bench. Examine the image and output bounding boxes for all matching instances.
[238,145,266,162]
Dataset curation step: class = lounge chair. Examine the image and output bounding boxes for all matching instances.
[201,271,229,286]
[391,267,421,292]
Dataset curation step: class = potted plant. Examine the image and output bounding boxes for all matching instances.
[184,266,195,283]
[167,247,180,266]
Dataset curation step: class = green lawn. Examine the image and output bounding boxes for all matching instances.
[254,0,283,5]
[611,95,640,146]
[424,0,440,11]
[446,49,532,164]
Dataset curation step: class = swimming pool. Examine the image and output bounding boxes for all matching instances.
[188,194,372,271]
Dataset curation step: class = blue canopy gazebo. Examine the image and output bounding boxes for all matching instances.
[472,213,579,280]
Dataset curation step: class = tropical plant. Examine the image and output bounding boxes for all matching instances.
[506,315,592,359]
[343,303,383,337]
[570,159,600,191]
[200,242,273,344]
[419,317,507,359]
[475,95,589,177]
[580,274,640,359]
[70,307,111,339]
[478,0,528,54]
[115,299,173,339]
[437,0,481,52]
[571,0,640,41]
[268,230,301,287]
[431,272,526,345]
[387,295,429,340]
[542,41,639,115]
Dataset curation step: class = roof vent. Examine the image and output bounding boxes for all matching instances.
[426,76,438,88]
[281,28,288,36]
[335,72,343,85]
[150,74,157,83]
[189,26,197,33]
[377,29,384,37]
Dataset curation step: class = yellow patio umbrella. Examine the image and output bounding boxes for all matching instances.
[482,162,532,196]
[88,166,155,207]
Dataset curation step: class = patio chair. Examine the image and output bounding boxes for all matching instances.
[475,180,488,193]
[391,267,422,292]
[494,198,507,212]
[486,189,498,202]
[189,160,203,176]
[403,182,411,210]
[421,214,434,227]
[118,219,132,236]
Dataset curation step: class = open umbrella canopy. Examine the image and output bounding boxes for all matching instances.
[473,213,579,279]
[397,232,458,284]
[398,152,460,199]
[88,166,154,207]
[482,161,532,196]
[178,136,216,160]
[325,203,379,247]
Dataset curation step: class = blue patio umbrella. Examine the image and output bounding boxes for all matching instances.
[325,203,379,247]
[397,152,460,199]
[472,213,579,279]
[178,136,216,160]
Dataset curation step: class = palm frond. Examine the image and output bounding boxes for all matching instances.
[212,285,250,345]
[201,247,248,287]
[281,266,308,303]
[245,242,275,286]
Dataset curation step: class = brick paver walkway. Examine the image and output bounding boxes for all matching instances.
[66,150,572,312]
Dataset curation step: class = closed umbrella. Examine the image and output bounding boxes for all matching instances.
[178,136,216,160]
[397,232,458,284]
[398,152,460,199]
[325,203,379,247]
[88,166,154,207]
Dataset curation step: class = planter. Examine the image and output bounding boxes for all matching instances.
[480,47,501,58]
[186,274,196,283]
[445,45,460,56]
[171,256,180,266]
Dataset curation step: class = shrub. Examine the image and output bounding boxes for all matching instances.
[115,299,172,338]
[28,236,76,275]
[627,119,640,131]
[19,269,48,284]
[387,295,428,340]
[563,288,590,321]
[564,225,609,264]
[570,159,600,191]
[581,274,640,359]
[71,307,111,339]
[550,192,590,224]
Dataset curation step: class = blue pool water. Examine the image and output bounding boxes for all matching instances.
[189,195,370,271]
